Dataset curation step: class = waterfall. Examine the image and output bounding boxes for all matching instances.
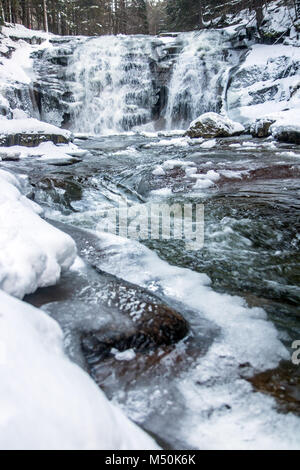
[68,35,156,135]
[30,30,242,134]
[164,30,241,129]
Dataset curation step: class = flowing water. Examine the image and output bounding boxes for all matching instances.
[3,131,299,449]
[1,29,300,449]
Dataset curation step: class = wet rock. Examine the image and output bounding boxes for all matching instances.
[35,176,83,210]
[185,112,244,139]
[250,118,276,138]
[81,267,189,361]
[248,360,300,416]
[271,124,300,145]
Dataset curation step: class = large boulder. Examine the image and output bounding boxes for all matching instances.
[185,112,244,139]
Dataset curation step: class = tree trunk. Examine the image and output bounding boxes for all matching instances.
[198,0,204,28]
[43,0,48,33]
[0,0,5,24]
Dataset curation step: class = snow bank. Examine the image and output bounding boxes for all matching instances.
[0,290,159,450]
[1,23,51,41]
[0,169,76,298]
[0,118,71,143]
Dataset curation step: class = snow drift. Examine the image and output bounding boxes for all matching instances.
[0,289,159,450]
[0,169,76,298]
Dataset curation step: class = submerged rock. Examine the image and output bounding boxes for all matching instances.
[81,267,189,361]
[185,112,245,139]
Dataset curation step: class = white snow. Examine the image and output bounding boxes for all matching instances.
[150,187,173,197]
[0,118,71,140]
[112,348,137,361]
[0,169,76,298]
[200,139,217,149]
[145,137,190,148]
[0,141,84,161]
[152,165,165,176]
[0,290,159,450]
[162,159,195,170]
[1,23,52,40]
[228,44,300,125]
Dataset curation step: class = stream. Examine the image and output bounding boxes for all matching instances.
[2,130,300,449]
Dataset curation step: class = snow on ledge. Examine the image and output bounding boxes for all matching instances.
[0,118,72,140]
[1,23,53,41]
[0,289,159,450]
[0,169,76,298]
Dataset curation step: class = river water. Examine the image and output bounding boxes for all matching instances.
[3,129,299,449]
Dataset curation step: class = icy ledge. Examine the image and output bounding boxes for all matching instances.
[0,290,159,450]
[0,169,76,298]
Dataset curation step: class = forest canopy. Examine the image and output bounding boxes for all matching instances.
[0,0,299,36]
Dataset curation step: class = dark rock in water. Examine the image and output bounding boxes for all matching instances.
[250,118,276,138]
[81,267,189,361]
[47,157,82,166]
[0,132,69,147]
[271,125,300,145]
[33,175,83,211]
[248,360,300,417]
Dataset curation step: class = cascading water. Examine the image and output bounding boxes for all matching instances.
[164,30,241,129]
[68,35,157,134]
[29,30,244,134]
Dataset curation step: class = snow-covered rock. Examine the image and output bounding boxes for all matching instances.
[186,112,244,139]
[250,109,300,143]
[271,124,300,144]
[0,118,72,146]
[250,118,276,138]
[0,169,76,298]
[0,289,159,450]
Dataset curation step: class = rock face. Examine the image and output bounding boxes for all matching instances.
[271,124,300,144]
[185,112,244,139]
[227,44,300,125]
[250,118,276,138]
